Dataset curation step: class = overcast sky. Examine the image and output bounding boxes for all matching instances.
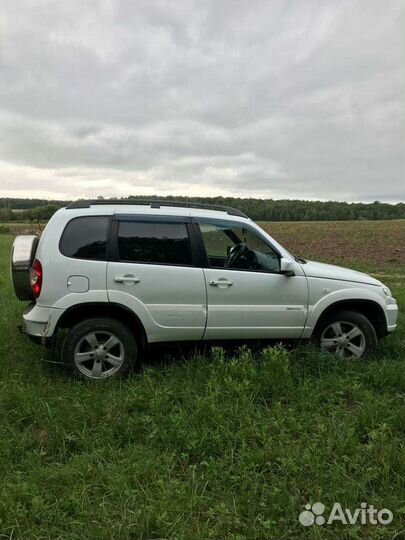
[0,0,404,202]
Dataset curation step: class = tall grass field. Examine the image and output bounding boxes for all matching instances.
[0,221,404,539]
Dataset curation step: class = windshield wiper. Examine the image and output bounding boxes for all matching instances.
[294,255,307,264]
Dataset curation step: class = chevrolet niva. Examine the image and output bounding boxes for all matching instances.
[11,199,398,380]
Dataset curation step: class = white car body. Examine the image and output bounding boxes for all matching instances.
[21,202,398,347]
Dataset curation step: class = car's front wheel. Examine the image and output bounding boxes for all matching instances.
[61,317,138,380]
[315,310,377,359]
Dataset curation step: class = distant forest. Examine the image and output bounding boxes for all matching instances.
[0,196,404,222]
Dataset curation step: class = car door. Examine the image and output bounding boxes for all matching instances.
[107,216,207,343]
[196,219,308,339]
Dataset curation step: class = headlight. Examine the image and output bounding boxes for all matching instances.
[382,286,392,298]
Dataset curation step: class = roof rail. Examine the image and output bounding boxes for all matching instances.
[66,199,249,218]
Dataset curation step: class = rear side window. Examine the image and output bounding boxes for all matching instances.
[117,221,192,265]
[60,216,109,260]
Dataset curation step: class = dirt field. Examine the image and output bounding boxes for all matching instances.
[261,220,405,275]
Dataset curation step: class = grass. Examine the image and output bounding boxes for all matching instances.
[0,221,404,539]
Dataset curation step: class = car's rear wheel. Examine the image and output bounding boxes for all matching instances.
[62,317,137,380]
[316,310,377,359]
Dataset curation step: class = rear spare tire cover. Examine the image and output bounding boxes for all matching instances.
[10,235,38,300]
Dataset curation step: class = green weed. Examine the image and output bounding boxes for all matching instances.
[0,232,403,539]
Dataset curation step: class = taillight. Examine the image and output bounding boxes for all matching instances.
[30,259,42,298]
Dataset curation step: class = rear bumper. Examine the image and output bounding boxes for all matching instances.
[23,303,49,337]
[22,303,63,338]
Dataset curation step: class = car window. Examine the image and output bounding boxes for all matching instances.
[199,222,280,272]
[118,221,192,266]
[60,216,109,260]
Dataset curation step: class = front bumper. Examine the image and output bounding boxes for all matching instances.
[386,302,399,332]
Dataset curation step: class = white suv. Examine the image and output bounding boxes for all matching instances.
[11,199,398,380]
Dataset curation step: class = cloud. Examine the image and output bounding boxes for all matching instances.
[0,0,404,202]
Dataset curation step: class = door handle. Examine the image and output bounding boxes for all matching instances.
[114,275,140,284]
[209,279,233,287]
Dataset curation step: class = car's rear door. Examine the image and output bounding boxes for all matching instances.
[106,215,207,342]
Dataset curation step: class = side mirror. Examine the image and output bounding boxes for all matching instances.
[280,258,295,276]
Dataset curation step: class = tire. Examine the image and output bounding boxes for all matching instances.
[61,317,138,380]
[315,310,377,359]
[10,235,38,300]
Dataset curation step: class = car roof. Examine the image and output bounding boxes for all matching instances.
[64,199,250,221]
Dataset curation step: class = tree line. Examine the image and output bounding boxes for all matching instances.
[0,196,404,222]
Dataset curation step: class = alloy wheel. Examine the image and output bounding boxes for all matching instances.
[320,321,366,358]
[74,331,125,379]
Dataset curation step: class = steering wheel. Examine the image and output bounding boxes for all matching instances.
[224,242,248,268]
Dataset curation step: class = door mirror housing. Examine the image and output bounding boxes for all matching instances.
[280,257,295,276]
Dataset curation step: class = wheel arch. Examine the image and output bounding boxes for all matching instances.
[55,302,148,346]
[312,299,387,338]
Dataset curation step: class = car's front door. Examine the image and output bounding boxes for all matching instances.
[196,219,308,339]
[107,216,207,342]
